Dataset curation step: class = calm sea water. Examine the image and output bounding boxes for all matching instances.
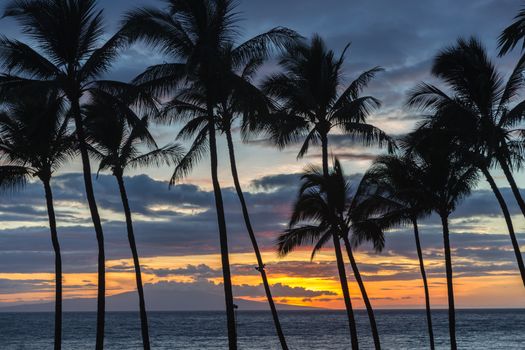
[0,309,523,349]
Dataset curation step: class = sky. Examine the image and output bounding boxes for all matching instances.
[0,0,525,310]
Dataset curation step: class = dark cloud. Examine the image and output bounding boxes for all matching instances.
[234,283,336,298]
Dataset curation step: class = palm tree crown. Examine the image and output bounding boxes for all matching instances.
[262,34,390,158]
[0,93,75,184]
[84,96,183,178]
[407,38,525,196]
[353,154,432,228]
[278,158,384,258]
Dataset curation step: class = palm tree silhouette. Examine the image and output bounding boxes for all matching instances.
[0,1,131,347]
[84,94,183,350]
[499,5,525,60]
[407,37,525,287]
[354,154,435,350]
[262,34,391,350]
[277,159,362,350]
[122,1,298,347]
[402,128,479,350]
[157,58,290,347]
[0,93,76,350]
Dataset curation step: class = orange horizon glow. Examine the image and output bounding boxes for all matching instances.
[1,248,524,309]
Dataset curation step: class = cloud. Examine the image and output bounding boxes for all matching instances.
[0,172,523,279]
[234,283,336,298]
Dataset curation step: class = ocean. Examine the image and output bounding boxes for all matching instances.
[0,309,523,349]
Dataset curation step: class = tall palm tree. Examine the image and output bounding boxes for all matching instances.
[262,34,391,350]
[407,37,525,287]
[277,159,361,349]
[122,1,298,348]
[0,93,76,350]
[158,57,289,347]
[402,128,479,350]
[84,95,183,350]
[353,154,435,350]
[0,1,131,347]
[277,159,384,348]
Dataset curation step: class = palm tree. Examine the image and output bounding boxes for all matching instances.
[84,95,183,350]
[262,34,391,350]
[407,37,525,287]
[158,57,289,347]
[0,1,131,347]
[277,159,361,349]
[0,93,76,350]
[402,128,479,350]
[122,1,298,347]
[353,154,435,350]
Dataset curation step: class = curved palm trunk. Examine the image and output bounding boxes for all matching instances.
[440,214,457,350]
[497,156,525,220]
[342,236,381,350]
[321,133,358,349]
[481,167,525,287]
[72,99,106,350]
[411,218,435,350]
[115,174,151,350]
[334,235,359,350]
[208,117,237,349]
[43,178,62,350]
[224,129,288,349]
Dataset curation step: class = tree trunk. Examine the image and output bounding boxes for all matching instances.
[72,99,106,350]
[440,214,457,350]
[116,174,151,349]
[342,236,381,350]
[208,117,237,349]
[481,167,525,287]
[43,178,62,350]
[225,129,288,349]
[334,235,359,350]
[411,218,435,350]
[321,133,329,177]
[497,155,525,219]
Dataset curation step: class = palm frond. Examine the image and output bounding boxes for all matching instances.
[334,66,384,108]
[232,27,301,68]
[0,36,59,78]
[498,7,525,56]
[170,126,209,185]
[276,225,328,257]
[127,143,185,169]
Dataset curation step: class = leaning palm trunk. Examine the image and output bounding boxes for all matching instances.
[225,130,288,349]
[115,174,151,349]
[497,156,525,220]
[342,236,381,350]
[481,167,525,287]
[411,218,435,350]
[439,214,457,350]
[208,116,237,349]
[43,178,62,350]
[334,235,359,350]
[71,100,106,350]
[320,134,359,349]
